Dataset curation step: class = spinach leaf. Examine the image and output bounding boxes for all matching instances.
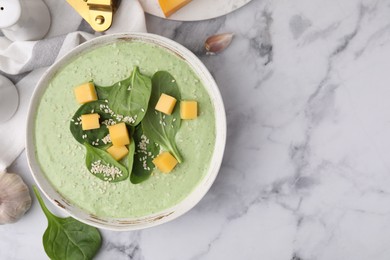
[117,125,135,170]
[108,66,152,126]
[126,139,135,174]
[130,125,160,184]
[33,186,101,260]
[70,100,114,148]
[142,71,183,163]
[85,143,129,182]
[95,84,113,101]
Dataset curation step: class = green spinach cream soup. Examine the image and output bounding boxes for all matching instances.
[34,41,216,218]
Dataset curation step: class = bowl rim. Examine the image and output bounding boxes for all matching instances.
[26,32,226,231]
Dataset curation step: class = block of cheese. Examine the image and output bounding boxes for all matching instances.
[74,82,98,104]
[155,93,177,115]
[158,0,192,17]
[108,122,130,146]
[81,113,100,130]
[180,100,198,119]
[107,145,129,161]
[152,151,178,173]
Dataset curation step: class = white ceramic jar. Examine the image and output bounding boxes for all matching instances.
[0,0,51,41]
[0,75,19,123]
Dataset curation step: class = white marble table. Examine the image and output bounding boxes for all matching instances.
[3,0,390,259]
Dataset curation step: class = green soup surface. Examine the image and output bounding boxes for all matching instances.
[34,40,216,218]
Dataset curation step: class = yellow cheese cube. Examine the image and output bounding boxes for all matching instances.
[158,0,192,17]
[152,151,178,173]
[155,93,177,115]
[180,100,198,119]
[74,82,98,104]
[107,145,129,161]
[108,122,130,146]
[81,113,100,130]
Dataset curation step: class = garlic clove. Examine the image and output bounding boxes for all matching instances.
[205,33,234,55]
[0,172,32,224]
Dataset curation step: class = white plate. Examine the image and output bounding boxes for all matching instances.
[139,0,252,21]
[26,33,226,231]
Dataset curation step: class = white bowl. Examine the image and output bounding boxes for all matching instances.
[26,33,226,231]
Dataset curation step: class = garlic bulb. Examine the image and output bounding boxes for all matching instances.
[0,172,32,224]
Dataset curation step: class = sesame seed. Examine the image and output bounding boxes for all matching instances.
[90,160,122,180]
[102,134,111,144]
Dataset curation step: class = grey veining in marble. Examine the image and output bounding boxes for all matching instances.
[3,0,390,259]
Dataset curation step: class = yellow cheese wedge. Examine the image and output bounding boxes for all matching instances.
[152,151,178,173]
[155,93,177,115]
[180,100,198,119]
[107,145,129,161]
[158,0,192,17]
[81,113,100,130]
[74,82,98,104]
[108,122,130,146]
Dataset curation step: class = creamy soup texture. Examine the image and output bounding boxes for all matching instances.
[34,40,216,218]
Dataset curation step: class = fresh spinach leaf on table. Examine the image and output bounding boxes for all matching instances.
[70,100,114,148]
[142,71,183,163]
[130,125,160,184]
[108,66,152,126]
[33,186,102,260]
[85,143,129,182]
